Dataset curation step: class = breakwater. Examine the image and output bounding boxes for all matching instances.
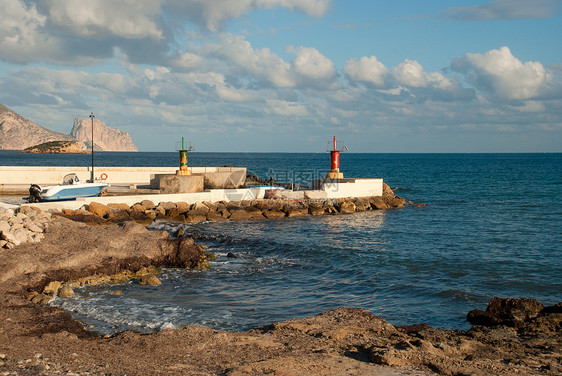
[56,188,410,226]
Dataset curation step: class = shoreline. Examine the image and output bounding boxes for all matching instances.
[0,198,560,375]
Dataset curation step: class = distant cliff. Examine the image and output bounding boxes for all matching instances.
[0,104,73,150]
[70,118,137,152]
[0,103,138,152]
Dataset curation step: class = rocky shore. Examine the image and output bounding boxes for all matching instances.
[0,191,560,375]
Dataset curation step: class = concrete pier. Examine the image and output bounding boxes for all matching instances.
[1,165,385,212]
[0,166,246,194]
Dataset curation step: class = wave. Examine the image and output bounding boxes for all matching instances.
[434,289,487,303]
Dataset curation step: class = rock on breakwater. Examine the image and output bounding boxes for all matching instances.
[53,190,412,226]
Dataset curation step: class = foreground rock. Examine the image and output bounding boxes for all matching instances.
[0,205,49,248]
[0,219,559,375]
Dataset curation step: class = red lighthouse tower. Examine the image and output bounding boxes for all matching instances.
[326,135,348,179]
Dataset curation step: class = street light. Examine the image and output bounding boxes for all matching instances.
[89,112,95,183]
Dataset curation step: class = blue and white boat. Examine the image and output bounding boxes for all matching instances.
[28,173,107,202]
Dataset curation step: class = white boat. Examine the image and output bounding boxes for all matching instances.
[28,173,107,202]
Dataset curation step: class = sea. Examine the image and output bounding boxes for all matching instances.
[1,151,561,334]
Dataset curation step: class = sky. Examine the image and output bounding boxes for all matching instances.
[0,0,561,153]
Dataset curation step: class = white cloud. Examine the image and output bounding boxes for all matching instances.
[266,99,309,116]
[170,52,203,70]
[47,0,164,39]
[390,59,473,100]
[343,56,389,88]
[204,34,296,87]
[0,0,331,66]
[291,46,337,83]
[203,35,338,89]
[215,84,257,102]
[393,60,427,88]
[167,0,331,31]
[451,46,552,100]
[0,0,61,64]
[443,0,560,21]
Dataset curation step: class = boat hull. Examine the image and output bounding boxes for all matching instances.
[39,183,107,201]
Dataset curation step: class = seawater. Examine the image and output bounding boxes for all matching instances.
[2,151,561,333]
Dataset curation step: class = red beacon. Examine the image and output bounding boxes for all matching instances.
[326,135,348,179]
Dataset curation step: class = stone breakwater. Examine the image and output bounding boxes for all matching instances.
[56,185,417,226]
[0,205,50,249]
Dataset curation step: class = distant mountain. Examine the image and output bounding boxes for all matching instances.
[0,104,73,150]
[70,117,137,152]
[0,103,138,152]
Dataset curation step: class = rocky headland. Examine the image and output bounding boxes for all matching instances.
[21,140,86,154]
[70,117,137,152]
[0,191,560,375]
[0,103,138,151]
[0,104,73,150]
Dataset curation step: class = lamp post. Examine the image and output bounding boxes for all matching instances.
[89,112,95,183]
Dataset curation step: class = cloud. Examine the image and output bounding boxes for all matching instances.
[169,52,204,70]
[343,56,389,88]
[342,55,474,101]
[443,0,561,21]
[451,46,556,100]
[1,56,559,152]
[166,0,331,31]
[46,0,165,39]
[202,35,337,89]
[0,0,65,64]
[393,60,428,88]
[391,59,475,101]
[0,0,332,66]
[215,83,258,102]
[266,99,309,116]
[203,34,297,87]
[290,46,337,86]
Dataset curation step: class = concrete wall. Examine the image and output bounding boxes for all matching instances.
[19,188,261,211]
[156,174,205,194]
[0,166,246,193]
[316,178,383,198]
[14,179,384,211]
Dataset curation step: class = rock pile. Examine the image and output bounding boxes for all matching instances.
[57,190,412,225]
[467,296,562,329]
[0,206,50,249]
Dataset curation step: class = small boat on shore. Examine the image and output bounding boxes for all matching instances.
[27,173,107,202]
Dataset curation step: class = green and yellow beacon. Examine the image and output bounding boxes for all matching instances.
[176,137,194,176]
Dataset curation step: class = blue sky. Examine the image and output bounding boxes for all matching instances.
[0,0,561,152]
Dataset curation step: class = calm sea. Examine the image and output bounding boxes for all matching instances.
[2,151,561,333]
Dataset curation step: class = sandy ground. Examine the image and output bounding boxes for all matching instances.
[0,218,560,375]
